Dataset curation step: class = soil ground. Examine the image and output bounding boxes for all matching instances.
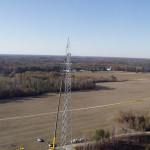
[1,71,150,150]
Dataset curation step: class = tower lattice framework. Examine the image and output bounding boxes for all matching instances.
[61,39,72,150]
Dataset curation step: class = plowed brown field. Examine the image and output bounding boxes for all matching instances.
[1,72,150,150]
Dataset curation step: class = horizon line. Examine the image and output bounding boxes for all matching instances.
[0,54,150,60]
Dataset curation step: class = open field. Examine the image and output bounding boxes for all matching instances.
[73,71,150,81]
[1,72,150,150]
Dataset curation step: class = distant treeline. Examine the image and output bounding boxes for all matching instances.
[1,55,150,75]
[0,55,120,99]
[0,71,117,99]
[0,72,94,99]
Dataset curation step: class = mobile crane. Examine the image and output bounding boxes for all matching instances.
[49,79,62,150]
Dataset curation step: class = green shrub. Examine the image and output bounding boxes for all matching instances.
[105,130,110,139]
[96,129,105,141]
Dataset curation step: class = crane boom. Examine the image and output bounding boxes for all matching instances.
[50,79,62,150]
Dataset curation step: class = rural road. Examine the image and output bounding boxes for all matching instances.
[0,97,150,121]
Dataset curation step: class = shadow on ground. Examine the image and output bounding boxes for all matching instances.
[72,85,115,93]
[0,84,115,104]
[0,93,55,104]
[95,85,115,91]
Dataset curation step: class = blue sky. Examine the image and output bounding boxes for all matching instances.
[0,0,150,58]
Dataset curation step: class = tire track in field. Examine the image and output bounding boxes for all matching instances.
[0,98,150,121]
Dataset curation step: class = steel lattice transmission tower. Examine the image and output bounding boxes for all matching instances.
[61,38,72,150]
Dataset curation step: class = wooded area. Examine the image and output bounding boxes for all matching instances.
[1,54,150,99]
[1,55,150,75]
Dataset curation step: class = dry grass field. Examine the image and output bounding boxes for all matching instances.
[1,71,150,150]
